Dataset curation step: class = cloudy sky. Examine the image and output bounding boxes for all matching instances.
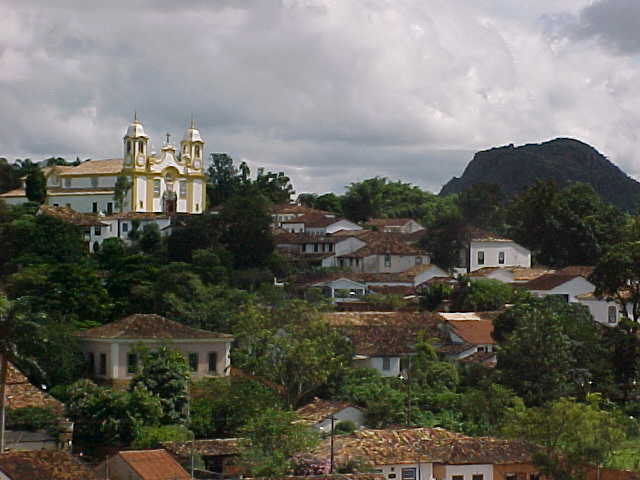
[1,0,639,195]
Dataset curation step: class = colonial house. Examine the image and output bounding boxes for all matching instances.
[366,218,425,234]
[468,267,554,284]
[74,314,233,387]
[162,439,245,479]
[295,397,366,432]
[464,230,531,273]
[271,204,331,227]
[324,311,443,377]
[0,450,96,480]
[94,450,190,480]
[437,312,499,366]
[312,427,537,480]
[281,213,362,235]
[336,233,430,274]
[0,115,206,215]
[37,205,109,254]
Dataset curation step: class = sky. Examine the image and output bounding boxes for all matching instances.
[1,0,640,195]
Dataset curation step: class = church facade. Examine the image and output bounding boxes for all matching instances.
[0,116,207,215]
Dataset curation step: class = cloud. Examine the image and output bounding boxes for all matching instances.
[2,0,640,195]
[572,0,640,54]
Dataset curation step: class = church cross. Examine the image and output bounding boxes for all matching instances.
[165,132,171,144]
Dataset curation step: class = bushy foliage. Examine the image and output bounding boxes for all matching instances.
[131,424,192,449]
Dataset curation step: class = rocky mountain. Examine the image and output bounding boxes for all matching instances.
[439,138,640,211]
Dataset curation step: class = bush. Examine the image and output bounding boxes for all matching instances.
[131,424,193,449]
[6,407,58,433]
[334,420,356,434]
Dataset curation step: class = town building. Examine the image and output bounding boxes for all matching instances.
[463,230,531,273]
[74,314,233,387]
[295,397,366,432]
[0,115,206,215]
[365,218,425,234]
[94,449,190,480]
[0,450,96,480]
[162,438,246,479]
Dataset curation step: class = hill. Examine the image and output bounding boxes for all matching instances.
[439,138,640,211]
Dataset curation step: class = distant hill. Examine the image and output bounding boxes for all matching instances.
[439,138,640,211]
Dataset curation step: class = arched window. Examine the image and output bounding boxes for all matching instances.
[139,141,145,154]
[127,141,131,153]
[195,145,200,158]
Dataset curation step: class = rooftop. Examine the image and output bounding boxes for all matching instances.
[5,362,64,414]
[523,273,585,291]
[38,205,106,227]
[55,158,124,176]
[75,313,233,340]
[555,265,595,278]
[113,450,190,480]
[162,438,246,458]
[295,398,360,425]
[282,213,343,228]
[0,450,97,480]
[312,427,531,466]
[366,218,419,228]
[339,232,427,258]
[468,267,554,282]
[445,319,496,345]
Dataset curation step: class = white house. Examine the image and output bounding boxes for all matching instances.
[280,213,362,235]
[465,230,531,272]
[524,273,596,303]
[75,314,233,387]
[366,218,425,234]
[437,312,498,365]
[468,267,554,284]
[575,292,622,326]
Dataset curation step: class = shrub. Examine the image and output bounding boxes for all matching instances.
[131,424,192,449]
[6,407,58,433]
[334,420,356,434]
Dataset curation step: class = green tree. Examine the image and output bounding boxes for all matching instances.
[502,395,627,479]
[114,175,132,212]
[456,183,505,233]
[25,168,46,204]
[0,158,20,194]
[451,278,521,312]
[240,408,319,477]
[139,223,162,255]
[129,345,190,424]
[419,208,465,271]
[207,153,242,206]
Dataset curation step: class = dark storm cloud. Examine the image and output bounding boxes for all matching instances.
[573,0,640,54]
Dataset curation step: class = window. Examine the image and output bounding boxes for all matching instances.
[415,256,423,265]
[498,251,505,264]
[314,243,319,252]
[208,352,218,374]
[608,305,617,323]
[53,203,59,207]
[329,244,333,252]
[188,352,199,372]
[195,145,200,158]
[388,475,396,479]
[92,202,98,213]
[505,474,517,480]
[384,254,391,267]
[529,475,540,480]
[94,226,102,236]
[401,468,416,480]
[477,346,486,352]
[153,179,161,197]
[127,141,132,153]
[139,200,144,208]
[195,203,200,212]
[139,141,145,154]
[91,177,99,188]
[64,178,71,187]
[122,222,129,233]
[179,181,187,199]
[127,353,138,374]
[472,475,483,480]
[99,353,107,376]
[87,353,95,375]
[382,357,391,371]
[452,476,464,480]
[477,250,485,265]
[107,202,113,215]
[52,175,60,185]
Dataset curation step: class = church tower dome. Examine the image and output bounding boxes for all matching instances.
[123,112,149,168]
[180,117,204,171]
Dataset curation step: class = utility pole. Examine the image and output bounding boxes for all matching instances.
[407,355,412,426]
[0,354,7,453]
[329,414,336,474]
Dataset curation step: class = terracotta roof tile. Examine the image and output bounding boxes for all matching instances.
[271,204,330,216]
[162,438,246,457]
[5,362,64,414]
[555,265,595,278]
[117,450,190,480]
[443,318,496,345]
[366,218,417,228]
[368,285,415,296]
[282,213,343,228]
[339,232,427,258]
[458,351,497,367]
[0,450,97,480]
[38,205,106,227]
[295,398,359,424]
[75,313,233,340]
[467,227,513,242]
[523,273,583,291]
[57,158,124,176]
[313,427,531,466]
[260,475,384,480]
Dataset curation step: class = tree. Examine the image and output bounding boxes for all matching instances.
[220,192,274,269]
[207,153,241,206]
[129,345,190,424]
[114,175,132,212]
[592,241,640,324]
[0,158,20,194]
[25,168,46,204]
[240,408,319,477]
[232,303,353,407]
[419,209,466,271]
[139,223,162,255]
[450,278,521,312]
[502,395,627,479]
[456,183,505,233]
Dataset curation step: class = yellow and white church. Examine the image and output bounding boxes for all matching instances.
[0,115,207,215]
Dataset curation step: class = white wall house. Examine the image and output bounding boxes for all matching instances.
[575,292,625,327]
[525,275,595,303]
[354,355,402,377]
[468,240,531,272]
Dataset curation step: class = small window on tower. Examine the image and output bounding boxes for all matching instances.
[179,181,187,199]
[127,141,131,153]
[153,179,161,197]
[139,141,145,154]
[195,145,200,158]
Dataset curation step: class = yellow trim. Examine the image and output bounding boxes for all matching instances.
[146,176,153,213]
[131,176,137,212]
[201,180,206,211]
[187,180,193,214]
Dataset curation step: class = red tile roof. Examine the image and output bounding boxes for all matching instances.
[339,232,427,258]
[57,158,124,176]
[117,450,190,480]
[522,273,582,291]
[366,218,416,228]
[271,204,330,216]
[295,397,360,424]
[0,450,97,480]
[5,362,64,414]
[162,438,246,458]
[445,319,496,345]
[555,265,595,278]
[38,205,106,227]
[75,313,233,340]
[282,213,344,228]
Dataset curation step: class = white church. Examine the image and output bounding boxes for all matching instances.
[0,115,207,215]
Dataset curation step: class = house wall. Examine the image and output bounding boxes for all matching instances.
[414,265,448,286]
[376,462,433,480]
[326,219,362,234]
[469,241,531,272]
[444,463,493,480]
[78,340,231,381]
[57,175,118,189]
[315,406,366,432]
[47,193,115,214]
[362,254,430,274]
[529,277,595,303]
[366,356,401,377]
[282,222,305,233]
[493,464,540,480]
[484,269,515,283]
[335,237,367,256]
[577,298,623,327]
